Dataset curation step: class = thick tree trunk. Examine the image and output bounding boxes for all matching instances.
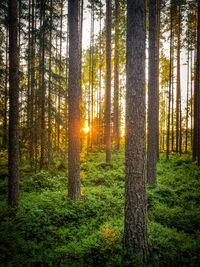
[147,0,157,183]
[106,0,111,163]
[186,49,189,152]
[124,0,148,261]
[68,0,81,200]
[8,0,19,206]
[98,4,102,150]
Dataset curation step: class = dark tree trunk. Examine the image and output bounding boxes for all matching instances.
[186,49,189,152]
[48,0,53,167]
[197,0,200,165]
[147,0,157,183]
[8,0,19,206]
[124,0,148,261]
[171,34,174,152]
[155,0,160,160]
[114,0,120,150]
[98,4,102,149]
[68,0,81,200]
[106,0,111,163]
[176,5,181,153]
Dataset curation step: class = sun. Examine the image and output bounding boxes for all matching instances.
[83,121,90,134]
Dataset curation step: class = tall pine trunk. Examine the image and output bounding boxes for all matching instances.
[106,0,111,163]
[8,0,19,206]
[147,0,157,183]
[68,0,81,199]
[114,0,120,150]
[124,0,148,261]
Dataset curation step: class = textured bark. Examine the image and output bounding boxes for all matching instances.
[191,50,193,150]
[185,49,189,152]
[68,0,81,200]
[124,0,148,261]
[98,4,102,150]
[166,3,172,160]
[30,0,35,168]
[3,30,8,147]
[197,0,200,165]
[176,5,181,153]
[48,0,53,167]
[106,0,111,163]
[8,0,19,206]
[171,35,174,152]
[39,2,46,169]
[114,0,120,150]
[155,0,160,160]
[147,0,157,183]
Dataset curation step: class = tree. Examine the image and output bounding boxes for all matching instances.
[68,0,81,200]
[147,0,157,184]
[114,0,120,150]
[105,0,111,163]
[8,0,19,206]
[124,0,148,261]
[197,0,200,165]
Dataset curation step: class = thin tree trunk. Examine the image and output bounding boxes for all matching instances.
[8,0,19,206]
[48,0,53,167]
[176,5,181,153]
[155,0,160,160]
[114,0,120,150]
[3,29,8,147]
[166,2,173,160]
[186,49,189,152]
[106,0,111,163]
[98,4,102,149]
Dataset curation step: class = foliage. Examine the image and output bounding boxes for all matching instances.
[0,151,200,266]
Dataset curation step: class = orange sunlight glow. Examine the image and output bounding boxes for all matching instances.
[83,121,90,134]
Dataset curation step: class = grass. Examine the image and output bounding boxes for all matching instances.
[0,150,200,266]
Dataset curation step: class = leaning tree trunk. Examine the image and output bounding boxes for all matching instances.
[68,0,81,200]
[124,0,148,261]
[8,0,19,207]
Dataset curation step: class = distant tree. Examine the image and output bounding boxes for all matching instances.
[68,0,81,199]
[8,0,19,206]
[147,0,157,184]
[105,0,111,163]
[124,0,148,261]
[114,0,120,150]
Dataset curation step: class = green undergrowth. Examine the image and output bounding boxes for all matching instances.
[0,151,200,266]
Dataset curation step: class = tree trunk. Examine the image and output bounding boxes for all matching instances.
[68,0,81,200]
[176,5,181,153]
[197,0,200,165]
[3,29,8,148]
[106,0,111,163]
[114,0,120,150]
[124,0,148,261]
[186,49,189,152]
[166,2,173,160]
[155,0,160,160]
[147,0,157,183]
[8,0,19,206]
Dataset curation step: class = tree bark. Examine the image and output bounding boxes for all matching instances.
[147,0,157,183]
[124,0,148,261]
[106,0,111,163]
[8,0,19,206]
[114,0,120,150]
[68,0,81,200]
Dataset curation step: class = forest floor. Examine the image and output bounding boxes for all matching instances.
[0,149,200,266]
